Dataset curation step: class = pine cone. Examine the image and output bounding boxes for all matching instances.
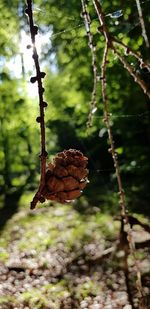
[42,149,89,203]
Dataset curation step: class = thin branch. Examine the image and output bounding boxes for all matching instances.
[116,215,150,234]
[101,43,127,218]
[135,239,150,249]
[112,46,150,98]
[101,37,136,307]
[135,0,149,48]
[81,0,98,128]
[93,0,111,45]
[25,0,48,209]
[113,38,150,71]
[93,0,150,99]
[92,0,129,219]
[92,0,146,306]
[128,215,150,233]
[119,219,135,308]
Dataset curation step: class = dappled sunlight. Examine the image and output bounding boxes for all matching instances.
[0,0,150,308]
[0,204,149,308]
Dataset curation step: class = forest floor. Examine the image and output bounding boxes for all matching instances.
[0,194,150,309]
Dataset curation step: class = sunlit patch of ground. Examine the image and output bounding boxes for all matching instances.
[0,200,149,308]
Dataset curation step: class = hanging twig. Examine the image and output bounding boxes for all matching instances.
[25,0,48,209]
[91,0,146,307]
[92,0,130,218]
[135,0,149,48]
[81,0,98,128]
[100,40,136,308]
[101,43,127,218]
[98,29,135,305]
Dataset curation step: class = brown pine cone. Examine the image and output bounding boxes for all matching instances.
[42,149,89,203]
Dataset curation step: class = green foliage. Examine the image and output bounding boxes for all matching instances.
[0,0,20,57]
[0,0,150,214]
[0,72,39,197]
[0,3,150,308]
[35,0,150,213]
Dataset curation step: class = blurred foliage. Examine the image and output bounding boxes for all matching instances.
[0,0,25,57]
[0,71,39,198]
[0,0,150,215]
[37,0,150,214]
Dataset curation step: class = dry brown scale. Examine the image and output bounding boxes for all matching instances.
[41,149,89,203]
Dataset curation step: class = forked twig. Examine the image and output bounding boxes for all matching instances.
[25,0,48,209]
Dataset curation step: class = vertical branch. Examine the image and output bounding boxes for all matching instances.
[92,0,126,219]
[101,43,126,218]
[119,219,135,309]
[135,0,149,48]
[25,0,48,209]
[101,42,136,308]
[91,0,145,307]
[93,0,111,44]
[81,0,98,128]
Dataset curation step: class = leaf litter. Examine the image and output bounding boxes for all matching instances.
[0,204,149,308]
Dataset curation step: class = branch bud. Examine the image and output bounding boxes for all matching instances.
[140,62,146,69]
[40,150,48,158]
[108,148,112,153]
[42,101,48,107]
[32,54,37,60]
[36,116,42,123]
[97,26,103,33]
[81,11,87,17]
[39,196,45,203]
[25,8,29,15]
[40,72,46,78]
[30,76,37,83]
[125,47,130,55]
[27,44,32,49]
[102,117,107,123]
[33,25,38,35]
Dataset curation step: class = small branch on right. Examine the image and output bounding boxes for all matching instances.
[112,45,150,99]
[135,0,149,48]
[113,38,150,71]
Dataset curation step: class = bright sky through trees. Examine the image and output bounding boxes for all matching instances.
[7,30,51,97]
